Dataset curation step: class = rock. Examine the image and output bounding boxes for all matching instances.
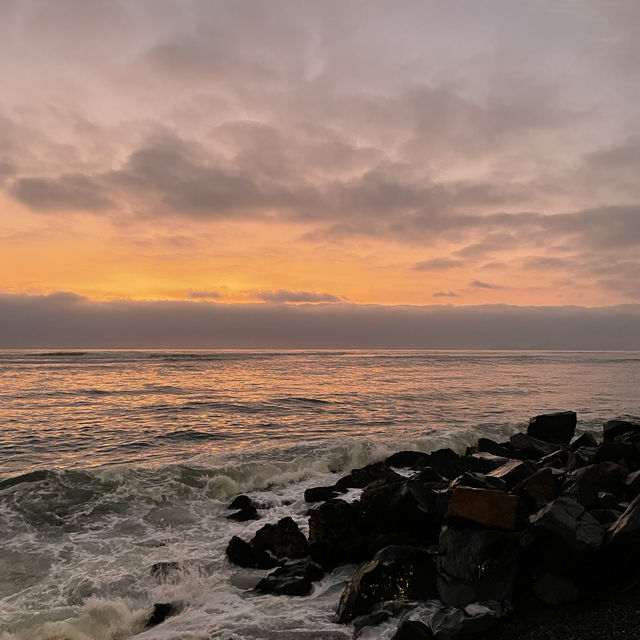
[228,495,255,510]
[606,494,640,579]
[595,434,640,469]
[539,449,569,469]
[415,466,448,487]
[251,517,308,559]
[514,467,558,504]
[304,486,342,503]
[146,602,181,628]
[487,459,536,487]
[625,470,640,498]
[531,572,581,605]
[334,462,402,490]
[225,535,280,569]
[468,452,509,474]
[446,472,507,492]
[150,561,182,583]
[567,447,597,470]
[477,438,518,459]
[386,451,430,469]
[447,487,519,530]
[527,411,577,445]
[564,462,626,508]
[354,600,419,636]
[437,528,518,606]
[427,602,501,639]
[570,433,599,450]
[255,560,323,596]
[391,620,434,640]
[423,449,467,480]
[335,545,438,623]
[591,508,622,526]
[227,505,259,521]
[529,496,605,553]
[603,420,640,441]
[509,433,558,460]
[308,499,363,569]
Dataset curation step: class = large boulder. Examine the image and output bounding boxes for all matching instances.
[528,496,605,554]
[467,452,509,474]
[385,451,430,469]
[334,462,402,490]
[255,560,323,596]
[308,499,364,569]
[250,517,308,559]
[509,433,558,460]
[335,546,438,623]
[225,536,280,569]
[437,527,519,606]
[304,486,342,503]
[563,462,627,508]
[603,420,640,441]
[527,411,577,445]
[446,487,519,530]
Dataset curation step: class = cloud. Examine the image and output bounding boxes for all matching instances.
[470,280,502,290]
[188,290,220,299]
[413,258,464,271]
[434,291,459,298]
[254,289,342,303]
[2,292,640,349]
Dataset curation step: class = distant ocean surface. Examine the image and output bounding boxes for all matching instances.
[1,350,639,639]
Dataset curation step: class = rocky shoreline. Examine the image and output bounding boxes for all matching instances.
[154,411,640,638]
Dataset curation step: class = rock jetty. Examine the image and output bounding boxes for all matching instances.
[222,411,640,639]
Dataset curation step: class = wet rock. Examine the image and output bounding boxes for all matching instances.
[437,528,519,606]
[603,420,640,441]
[391,620,434,640]
[529,496,605,553]
[487,459,536,487]
[308,499,363,569]
[304,486,342,503]
[606,494,640,579]
[570,432,599,450]
[150,561,182,583]
[567,446,596,470]
[564,462,627,508]
[415,466,448,488]
[447,487,519,530]
[255,559,323,596]
[624,470,640,498]
[427,602,502,639]
[595,433,640,469]
[527,411,577,445]
[446,472,506,492]
[335,545,438,623]
[225,535,280,569]
[228,494,255,510]
[514,467,558,505]
[468,452,509,474]
[251,517,309,559]
[146,602,182,628]
[353,600,419,636]
[227,505,259,521]
[386,451,430,469]
[422,449,467,480]
[477,438,518,460]
[334,462,402,490]
[531,572,581,605]
[509,433,557,460]
[539,449,569,469]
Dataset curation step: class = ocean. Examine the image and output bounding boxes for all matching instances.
[1,350,639,639]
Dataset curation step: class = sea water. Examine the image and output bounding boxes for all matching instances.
[1,350,639,639]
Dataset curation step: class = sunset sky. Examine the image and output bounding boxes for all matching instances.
[1,1,640,346]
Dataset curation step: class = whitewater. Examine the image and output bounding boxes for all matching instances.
[1,350,639,639]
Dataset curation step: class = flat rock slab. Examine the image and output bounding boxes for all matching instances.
[447,487,519,530]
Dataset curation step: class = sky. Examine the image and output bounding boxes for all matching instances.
[1,0,640,347]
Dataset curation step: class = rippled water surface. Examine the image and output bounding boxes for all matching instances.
[1,350,639,639]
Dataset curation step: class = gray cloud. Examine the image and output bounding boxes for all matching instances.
[414,258,464,271]
[470,280,503,290]
[188,290,220,299]
[1,292,640,349]
[434,291,459,298]
[254,290,342,303]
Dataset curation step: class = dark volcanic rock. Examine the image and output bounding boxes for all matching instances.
[428,603,501,639]
[304,486,342,503]
[468,452,509,474]
[251,517,308,559]
[514,467,558,505]
[447,487,519,530]
[255,560,323,596]
[308,499,363,569]
[386,450,430,469]
[509,433,558,460]
[529,496,605,553]
[563,462,626,508]
[603,419,640,441]
[437,527,519,606]
[446,472,507,492]
[335,462,402,490]
[227,505,259,521]
[335,545,438,623]
[225,535,280,569]
[487,459,537,488]
[566,446,596,470]
[146,602,181,628]
[391,620,434,640]
[477,438,518,459]
[150,561,182,584]
[228,494,253,510]
[538,449,569,469]
[527,411,577,445]
[423,449,467,480]
[570,433,598,451]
